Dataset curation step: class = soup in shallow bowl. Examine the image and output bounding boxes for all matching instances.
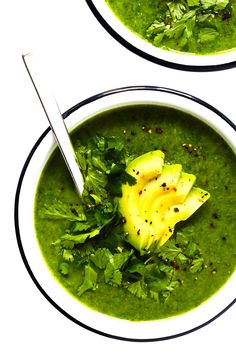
[86,0,236,70]
[15,86,236,341]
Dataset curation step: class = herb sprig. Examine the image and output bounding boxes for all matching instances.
[146,0,232,50]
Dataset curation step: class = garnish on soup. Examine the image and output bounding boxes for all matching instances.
[119,150,210,253]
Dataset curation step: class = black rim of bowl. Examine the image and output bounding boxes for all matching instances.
[14,86,236,342]
[85,0,236,72]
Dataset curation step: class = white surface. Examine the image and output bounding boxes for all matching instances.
[1,0,235,353]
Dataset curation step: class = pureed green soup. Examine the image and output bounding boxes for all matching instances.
[105,0,236,55]
[35,105,236,321]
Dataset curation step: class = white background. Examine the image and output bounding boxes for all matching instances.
[1,1,235,353]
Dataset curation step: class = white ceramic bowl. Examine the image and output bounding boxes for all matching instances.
[15,86,236,341]
[86,0,236,70]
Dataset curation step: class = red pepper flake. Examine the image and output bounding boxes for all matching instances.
[156,127,163,134]
[204,178,209,187]
[138,190,143,195]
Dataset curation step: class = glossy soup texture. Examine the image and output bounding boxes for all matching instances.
[105,0,236,55]
[35,105,236,321]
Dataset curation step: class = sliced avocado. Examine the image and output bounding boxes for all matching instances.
[119,150,165,253]
[158,187,210,247]
[119,150,210,254]
[126,149,165,179]
[139,164,182,218]
[146,172,197,249]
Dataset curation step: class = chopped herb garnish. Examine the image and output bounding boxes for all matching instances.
[146,0,232,50]
[40,135,206,302]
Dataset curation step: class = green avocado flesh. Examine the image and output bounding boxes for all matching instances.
[34,104,236,321]
[119,151,210,253]
[105,0,236,55]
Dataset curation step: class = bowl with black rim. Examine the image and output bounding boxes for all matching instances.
[15,86,236,341]
[86,0,236,71]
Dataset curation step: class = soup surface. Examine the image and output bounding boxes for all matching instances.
[105,0,236,55]
[35,105,236,321]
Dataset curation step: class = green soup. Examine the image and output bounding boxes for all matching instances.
[105,0,236,55]
[35,105,236,321]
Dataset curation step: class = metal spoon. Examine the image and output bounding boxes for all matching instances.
[22,53,84,196]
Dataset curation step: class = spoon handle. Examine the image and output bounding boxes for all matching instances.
[22,53,83,196]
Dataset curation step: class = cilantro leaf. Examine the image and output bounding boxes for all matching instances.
[187,0,200,6]
[201,0,216,9]
[126,281,147,299]
[104,251,132,285]
[189,257,204,273]
[158,241,182,261]
[167,1,187,21]
[90,248,112,269]
[198,28,219,43]
[77,264,98,296]
[61,228,101,244]
[120,171,136,186]
[39,200,86,222]
[62,249,74,262]
[215,0,230,10]
[59,262,69,276]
